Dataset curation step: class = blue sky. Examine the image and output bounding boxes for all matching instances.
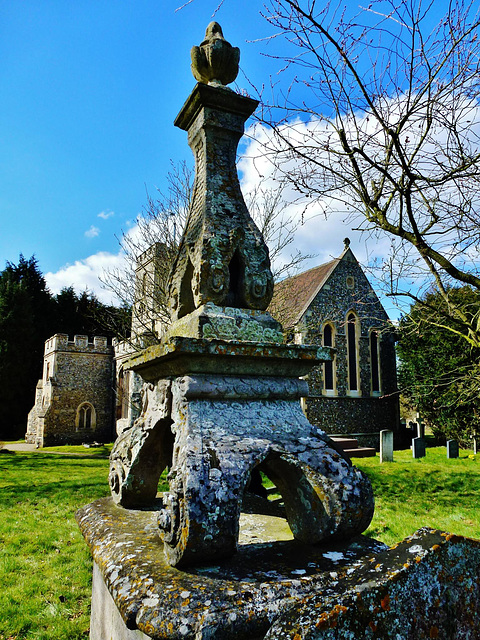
[1,1,285,298]
[1,0,465,318]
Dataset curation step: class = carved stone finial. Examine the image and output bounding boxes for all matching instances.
[344,237,351,248]
[191,22,240,86]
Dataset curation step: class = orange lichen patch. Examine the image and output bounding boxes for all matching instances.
[315,612,332,630]
[432,545,441,551]
[143,622,155,634]
[380,594,390,611]
[403,562,410,569]
[293,634,302,640]
[315,605,348,631]
[430,625,439,638]
[415,556,422,563]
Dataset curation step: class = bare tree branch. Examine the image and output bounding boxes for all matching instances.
[255,0,480,345]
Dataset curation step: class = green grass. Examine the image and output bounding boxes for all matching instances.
[354,446,480,546]
[0,446,479,639]
[0,451,110,640]
[41,444,113,458]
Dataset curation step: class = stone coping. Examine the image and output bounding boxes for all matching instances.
[124,336,333,381]
[77,499,480,638]
[76,497,386,639]
[266,529,480,638]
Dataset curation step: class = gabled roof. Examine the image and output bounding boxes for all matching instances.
[268,242,355,329]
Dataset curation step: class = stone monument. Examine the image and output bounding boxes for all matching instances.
[77,23,480,639]
[106,20,374,569]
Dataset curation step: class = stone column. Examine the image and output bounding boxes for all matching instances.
[169,84,273,320]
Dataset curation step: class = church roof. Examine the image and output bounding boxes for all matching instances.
[268,243,354,328]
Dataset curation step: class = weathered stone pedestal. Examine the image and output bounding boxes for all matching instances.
[108,331,374,567]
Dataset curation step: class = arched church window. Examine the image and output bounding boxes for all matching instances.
[76,402,96,430]
[346,312,359,393]
[322,323,335,393]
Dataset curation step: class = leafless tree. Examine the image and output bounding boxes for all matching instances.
[102,159,313,343]
[253,0,480,346]
[245,182,314,280]
[101,161,192,343]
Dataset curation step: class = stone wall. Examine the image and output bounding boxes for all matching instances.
[306,397,399,448]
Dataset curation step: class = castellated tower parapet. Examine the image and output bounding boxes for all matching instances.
[44,333,112,356]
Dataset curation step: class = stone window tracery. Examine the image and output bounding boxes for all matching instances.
[76,402,96,431]
[346,312,360,395]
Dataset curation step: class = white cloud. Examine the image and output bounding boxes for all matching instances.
[98,210,115,220]
[85,225,100,238]
[45,251,126,305]
[239,93,480,321]
[239,122,393,273]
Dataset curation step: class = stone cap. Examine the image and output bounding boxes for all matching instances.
[163,303,284,345]
[124,335,334,381]
[78,499,479,639]
[76,497,386,639]
[174,82,258,132]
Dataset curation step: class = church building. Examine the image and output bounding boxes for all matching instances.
[25,334,115,447]
[269,240,399,448]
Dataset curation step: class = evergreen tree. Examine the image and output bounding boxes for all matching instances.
[55,287,131,339]
[0,256,55,439]
[398,287,480,447]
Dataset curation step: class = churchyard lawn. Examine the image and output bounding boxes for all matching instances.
[0,445,478,639]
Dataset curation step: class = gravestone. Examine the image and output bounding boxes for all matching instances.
[379,429,394,463]
[76,22,480,640]
[413,436,426,459]
[447,439,459,459]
